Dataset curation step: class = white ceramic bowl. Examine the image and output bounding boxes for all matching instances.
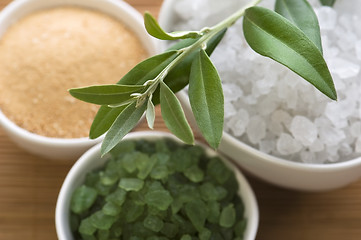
[0,0,158,160]
[56,131,259,240]
[158,0,361,191]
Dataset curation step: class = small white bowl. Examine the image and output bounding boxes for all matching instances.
[158,0,361,191]
[0,0,158,160]
[56,131,259,240]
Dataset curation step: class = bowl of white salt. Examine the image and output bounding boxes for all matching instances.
[159,0,361,190]
[0,0,158,160]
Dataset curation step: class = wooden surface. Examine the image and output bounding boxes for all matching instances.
[0,0,361,239]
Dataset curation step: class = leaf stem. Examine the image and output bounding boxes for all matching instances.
[138,0,262,103]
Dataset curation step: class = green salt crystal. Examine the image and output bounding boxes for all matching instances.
[100,170,119,186]
[90,210,116,230]
[171,214,196,236]
[200,183,218,202]
[105,188,126,206]
[234,219,247,237]
[150,165,169,180]
[146,236,168,240]
[184,165,204,183]
[234,199,245,220]
[221,227,234,239]
[129,237,143,240]
[130,190,146,206]
[109,219,123,237]
[171,149,194,172]
[131,221,154,238]
[207,201,220,223]
[84,171,100,187]
[97,229,110,240]
[153,152,170,164]
[102,201,121,216]
[143,215,164,232]
[145,189,173,211]
[136,139,156,154]
[70,214,80,233]
[180,234,192,240]
[124,201,144,223]
[129,236,143,240]
[122,152,140,173]
[118,178,144,191]
[155,139,170,153]
[95,181,113,196]
[178,185,201,204]
[171,197,183,214]
[148,180,164,191]
[147,205,167,218]
[185,199,208,232]
[137,153,157,179]
[206,157,232,184]
[71,185,97,214]
[80,233,97,240]
[215,186,228,201]
[79,217,97,235]
[219,204,236,228]
[110,140,135,156]
[199,228,212,240]
[160,222,179,238]
[222,175,239,203]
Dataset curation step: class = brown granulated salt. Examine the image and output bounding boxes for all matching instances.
[0,7,148,138]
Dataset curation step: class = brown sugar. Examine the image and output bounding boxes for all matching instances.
[0,7,148,138]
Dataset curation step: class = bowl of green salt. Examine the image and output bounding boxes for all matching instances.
[55,131,259,240]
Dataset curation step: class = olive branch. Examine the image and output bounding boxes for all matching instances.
[69,0,337,156]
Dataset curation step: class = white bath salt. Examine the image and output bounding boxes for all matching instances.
[171,0,361,163]
[277,133,302,156]
[246,115,266,144]
[350,122,361,138]
[226,109,249,137]
[309,139,325,153]
[300,150,316,164]
[290,116,318,147]
[355,137,361,153]
[315,6,338,30]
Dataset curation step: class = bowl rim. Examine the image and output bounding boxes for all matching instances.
[0,0,157,145]
[55,131,259,240]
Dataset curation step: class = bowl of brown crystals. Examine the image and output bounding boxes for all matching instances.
[0,0,158,160]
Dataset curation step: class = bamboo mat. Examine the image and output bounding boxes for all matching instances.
[0,0,360,239]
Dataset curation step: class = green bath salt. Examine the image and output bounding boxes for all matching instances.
[70,138,246,239]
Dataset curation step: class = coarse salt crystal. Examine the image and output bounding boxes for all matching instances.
[290,116,318,147]
[276,133,303,156]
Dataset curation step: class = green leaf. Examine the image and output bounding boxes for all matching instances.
[275,0,323,53]
[189,49,224,149]
[90,51,177,138]
[69,84,144,105]
[146,97,156,129]
[144,12,200,40]
[243,6,337,100]
[89,105,126,139]
[101,102,146,156]
[118,51,178,86]
[152,29,228,104]
[319,0,336,6]
[160,81,194,145]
